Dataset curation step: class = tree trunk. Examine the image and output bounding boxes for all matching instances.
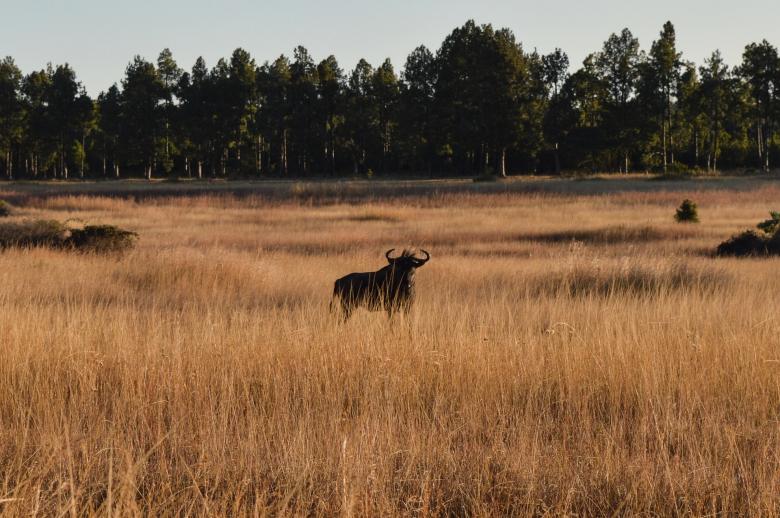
[764,125,770,172]
[662,120,668,173]
[80,134,85,179]
[255,136,263,176]
[282,130,288,176]
[714,129,720,172]
[668,101,675,167]
[499,148,507,177]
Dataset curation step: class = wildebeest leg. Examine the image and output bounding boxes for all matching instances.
[340,302,353,322]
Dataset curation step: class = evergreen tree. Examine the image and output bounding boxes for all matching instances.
[21,69,52,178]
[257,56,292,175]
[738,40,778,171]
[45,64,91,179]
[345,59,376,174]
[156,48,183,175]
[675,64,706,168]
[399,45,436,173]
[541,49,570,173]
[648,22,682,172]
[317,55,345,176]
[595,29,642,172]
[372,58,399,172]
[96,84,123,177]
[177,57,213,178]
[289,47,319,175]
[0,57,24,179]
[226,48,258,174]
[121,56,166,179]
[699,51,733,171]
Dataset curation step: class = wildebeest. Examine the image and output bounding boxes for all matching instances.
[331,248,430,320]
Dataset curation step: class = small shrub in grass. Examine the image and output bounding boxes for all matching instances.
[65,225,138,253]
[0,200,13,217]
[675,199,699,223]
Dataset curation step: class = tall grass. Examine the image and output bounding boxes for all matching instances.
[0,179,779,515]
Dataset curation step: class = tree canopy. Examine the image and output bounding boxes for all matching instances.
[1,20,779,179]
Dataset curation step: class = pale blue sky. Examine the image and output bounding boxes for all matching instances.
[3,0,778,95]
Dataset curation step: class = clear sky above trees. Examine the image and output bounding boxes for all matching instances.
[4,0,779,96]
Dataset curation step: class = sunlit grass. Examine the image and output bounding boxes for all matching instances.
[0,178,779,515]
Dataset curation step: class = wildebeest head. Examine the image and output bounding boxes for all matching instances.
[384,248,430,271]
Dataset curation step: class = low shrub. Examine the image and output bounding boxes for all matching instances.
[716,230,768,257]
[716,210,780,257]
[767,229,780,254]
[65,225,138,253]
[0,220,69,249]
[0,220,137,254]
[675,199,699,223]
[0,200,13,217]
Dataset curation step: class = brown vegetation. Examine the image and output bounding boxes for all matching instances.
[0,219,137,253]
[0,177,778,515]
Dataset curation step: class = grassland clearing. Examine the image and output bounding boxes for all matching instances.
[0,176,779,515]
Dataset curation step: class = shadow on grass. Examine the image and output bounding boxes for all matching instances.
[516,225,699,245]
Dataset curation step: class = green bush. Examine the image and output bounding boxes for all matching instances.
[0,200,13,217]
[757,211,780,235]
[675,199,699,223]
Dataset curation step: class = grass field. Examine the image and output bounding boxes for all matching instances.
[1,176,779,516]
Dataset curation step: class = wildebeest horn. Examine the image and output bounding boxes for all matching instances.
[385,248,397,261]
[414,249,430,265]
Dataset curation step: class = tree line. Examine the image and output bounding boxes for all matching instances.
[1,20,779,180]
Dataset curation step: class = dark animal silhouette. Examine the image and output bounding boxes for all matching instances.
[331,248,430,320]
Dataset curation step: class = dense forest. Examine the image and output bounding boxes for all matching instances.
[1,20,779,179]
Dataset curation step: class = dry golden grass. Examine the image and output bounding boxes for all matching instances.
[1,177,780,516]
